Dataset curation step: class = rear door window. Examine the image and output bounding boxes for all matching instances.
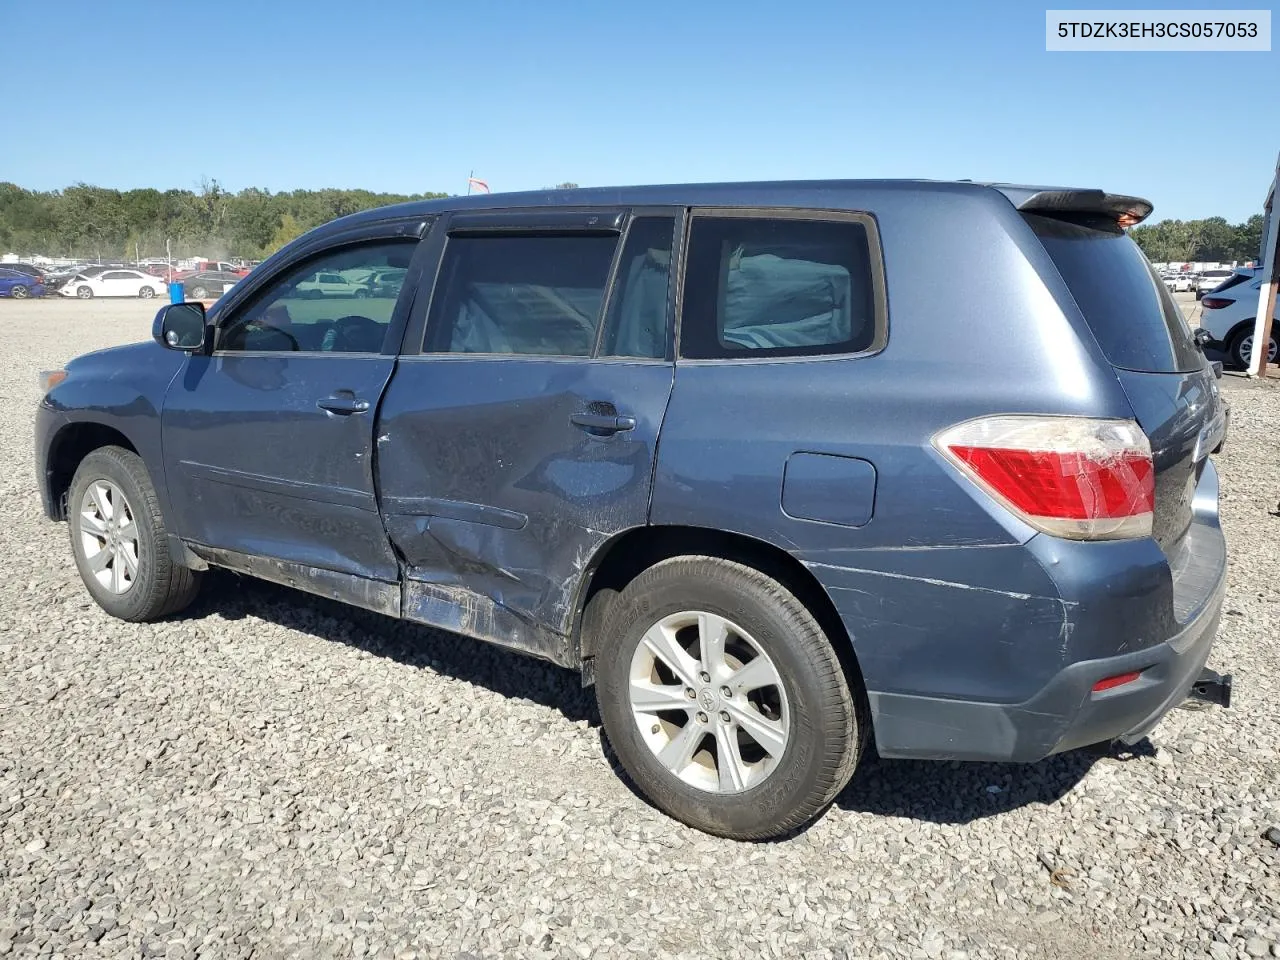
[424,234,619,356]
[1026,214,1201,373]
[679,213,883,359]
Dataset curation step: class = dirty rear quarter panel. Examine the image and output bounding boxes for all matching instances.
[652,188,1145,704]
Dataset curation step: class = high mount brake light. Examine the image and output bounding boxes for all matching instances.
[933,416,1154,541]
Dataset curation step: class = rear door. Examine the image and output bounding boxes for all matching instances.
[377,209,680,660]
[1024,214,1227,554]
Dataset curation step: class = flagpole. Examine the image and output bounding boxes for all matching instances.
[466,169,473,197]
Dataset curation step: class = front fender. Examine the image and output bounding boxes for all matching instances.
[37,342,185,525]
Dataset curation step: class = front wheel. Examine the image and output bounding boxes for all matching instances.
[76,285,93,299]
[1229,324,1280,370]
[68,446,201,621]
[595,556,862,840]
[139,285,156,299]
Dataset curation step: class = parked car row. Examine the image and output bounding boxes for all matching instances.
[1160,268,1240,300]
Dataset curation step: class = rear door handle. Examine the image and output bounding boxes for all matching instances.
[570,412,637,433]
[317,396,370,415]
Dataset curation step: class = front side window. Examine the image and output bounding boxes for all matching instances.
[218,240,417,354]
[681,215,881,359]
[424,233,619,356]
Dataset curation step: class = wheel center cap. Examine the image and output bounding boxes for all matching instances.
[698,688,718,713]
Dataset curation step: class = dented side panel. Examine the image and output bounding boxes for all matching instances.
[377,357,674,649]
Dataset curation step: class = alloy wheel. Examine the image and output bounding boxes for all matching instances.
[77,480,139,595]
[628,610,790,794]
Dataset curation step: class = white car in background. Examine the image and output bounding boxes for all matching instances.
[1194,269,1235,300]
[1196,269,1279,368]
[59,269,166,300]
[1162,274,1196,293]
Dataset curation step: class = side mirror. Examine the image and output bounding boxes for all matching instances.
[153,302,208,352]
[1193,327,1213,349]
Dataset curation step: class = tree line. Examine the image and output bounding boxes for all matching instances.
[0,179,1263,265]
[1128,214,1264,264]
[0,181,450,261]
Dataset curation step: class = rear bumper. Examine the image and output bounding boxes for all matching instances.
[869,553,1226,762]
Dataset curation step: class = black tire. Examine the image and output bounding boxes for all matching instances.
[139,285,156,299]
[67,446,201,621]
[595,556,861,840]
[1228,323,1280,370]
[12,284,29,299]
[190,286,208,300]
[76,285,93,299]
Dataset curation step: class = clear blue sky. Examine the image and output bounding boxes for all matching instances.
[4,0,1276,223]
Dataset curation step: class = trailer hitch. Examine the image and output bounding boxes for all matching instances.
[1179,667,1233,710]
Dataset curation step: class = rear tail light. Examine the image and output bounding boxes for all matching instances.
[933,415,1154,540]
[1200,297,1233,310]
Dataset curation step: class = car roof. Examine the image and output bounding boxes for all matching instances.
[315,178,1136,230]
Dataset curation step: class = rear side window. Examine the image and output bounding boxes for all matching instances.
[1026,214,1201,373]
[425,234,618,356]
[680,214,881,359]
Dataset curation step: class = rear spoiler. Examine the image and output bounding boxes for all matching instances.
[1011,189,1154,228]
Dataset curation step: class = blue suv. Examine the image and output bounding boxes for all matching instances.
[35,181,1231,839]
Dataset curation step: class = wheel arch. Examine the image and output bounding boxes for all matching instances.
[572,525,866,697]
[45,422,140,520]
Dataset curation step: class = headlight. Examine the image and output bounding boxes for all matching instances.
[38,369,67,392]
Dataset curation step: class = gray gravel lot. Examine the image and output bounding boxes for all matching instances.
[1,296,1277,960]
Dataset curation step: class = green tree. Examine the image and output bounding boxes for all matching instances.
[269,212,305,252]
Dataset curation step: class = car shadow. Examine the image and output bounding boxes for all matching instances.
[832,736,1156,826]
[180,571,1159,830]
[182,570,598,725]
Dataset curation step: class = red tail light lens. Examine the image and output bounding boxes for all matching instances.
[934,416,1154,540]
[1199,297,1232,310]
[1092,671,1142,693]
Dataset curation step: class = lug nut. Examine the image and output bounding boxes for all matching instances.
[699,671,711,683]
[696,711,708,724]
[719,711,731,724]
[651,723,660,734]
[720,686,732,698]
[684,687,696,699]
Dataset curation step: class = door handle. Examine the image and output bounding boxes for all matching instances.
[570,412,637,433]
[317,396,370,415]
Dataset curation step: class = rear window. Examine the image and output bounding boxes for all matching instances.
[1025,214,1201,373]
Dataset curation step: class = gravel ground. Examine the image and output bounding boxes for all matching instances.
[1,296,1278,960]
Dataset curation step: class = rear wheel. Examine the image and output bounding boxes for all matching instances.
[68,446,201,621]
[1229,323,1280,370]
[595,556,861,840]
[190,286,209,299]
[139,285,155,299]
[76,285,93,299]
[11,284,28,299]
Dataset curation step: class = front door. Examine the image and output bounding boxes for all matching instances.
[377,210,681,662]
[162,235,423,586]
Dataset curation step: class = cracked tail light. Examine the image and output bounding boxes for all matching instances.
[933,416,1154,541]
